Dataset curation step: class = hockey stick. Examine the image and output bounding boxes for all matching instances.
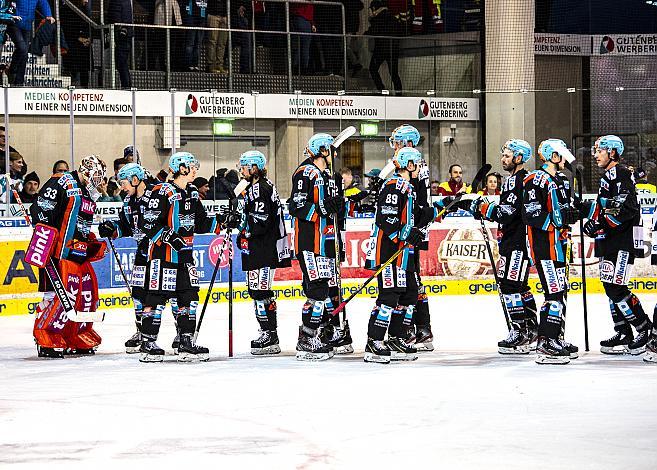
[332,164,492,317]
[228,232,234,357]
[194,179,250,343]
[12,189,104,322]
[107,237,132,296]
[575,167,590,351]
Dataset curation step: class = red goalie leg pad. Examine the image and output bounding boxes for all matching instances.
[61,260,102,350]
[33,296,68,350]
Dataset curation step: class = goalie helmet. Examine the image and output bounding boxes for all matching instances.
[392,147,422,170]
[538,138,575,164]
[78,154,107,188]
[169,152,199,173]
[307,133,334,157]
[239,150,267,170]
[594,135,624,159]
[389,124,421,148]
[501,139,533,163]
[117,162,145,183]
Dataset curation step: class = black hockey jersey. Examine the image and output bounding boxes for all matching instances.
[29,171,96,264]
[523,168,571,263]
[365,174,416,271]
[587,163,640,256]
[289,158,341,258]
[474,169,527,253]
[140,181,220,264]
[411,162,431,250]
[115,190,149,261]
[237,177,291,271]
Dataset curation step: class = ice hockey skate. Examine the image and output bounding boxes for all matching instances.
[498,325,530,354]
[643,337,657,363]
[364,338,391,364]
[600,329,633,355]
[296,326,332,361]
[322,323,354,355]
[535,337,570,365]
[251,330,281,355]
[177,334,209,362]
[387,336,418,361]
[125,331,141,354]
[414,326,434,352]
[139,340,165,363]
[628,329,651,355]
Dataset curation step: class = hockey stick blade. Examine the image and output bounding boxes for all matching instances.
[333,126,357,148]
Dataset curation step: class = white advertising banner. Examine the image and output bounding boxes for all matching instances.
[534,33,590,56]
[0,89,479,121]
[533,33,657,56]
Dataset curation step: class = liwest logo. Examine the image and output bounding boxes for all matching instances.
[25,224,57,268]
[186,94,199,115]
[600,36,615,54]
[418,99,430,119]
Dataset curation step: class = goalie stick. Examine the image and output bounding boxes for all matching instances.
[331,164,492,317]
[13,189,104,322]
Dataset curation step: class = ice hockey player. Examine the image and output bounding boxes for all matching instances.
[522,139,580,364]
[289,133,347,361]
[363,147,453,363]
[27,155,108,358]
[388,124,435,351]
[455,139,538,354]
[583,135,653,355]
[234,150,291,355]
[137,152,222,362]
[98,162,153,353]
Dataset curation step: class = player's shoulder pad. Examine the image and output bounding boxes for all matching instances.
[604,165,618,181]
[385,175,412,194]
[154,182,176,196]
[187,183,200,199]
[295,164,320,180]
[55,172,75,189]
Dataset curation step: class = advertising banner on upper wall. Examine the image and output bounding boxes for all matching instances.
[0,89,479,121]
[534,33,657,56]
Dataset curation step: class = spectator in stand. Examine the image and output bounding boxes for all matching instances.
[366,0,402,95]
[290,0,314,75]
[193,176,210,199]
[477,172,501,196]
[16,170,38,203]
[182,0,207,71]
[52,160,69,174]
[232,0,252,73]
[98,176,122,202]
[61,0,91,87]
[436,164,471,195]
[8,0,54,86]
[0,3,21,58]
[430,179,440,196]
[206,0,228,74]
[342,0,363,75]
[8,151,25,191]
[108,0,133,88]
[152,0,182,71]
[123,145,139,163]
[109,157,129,185]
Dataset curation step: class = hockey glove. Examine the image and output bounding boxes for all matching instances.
[405,227,425,247]
[216,211,240,229]
[450,198,473,214]
[320,196,343,216]
[98,220,117,239]
[162,229,189,251]
[604,194,627,217]
[574,199,593,219]
[433,196,455,211]
[470,198,485,220]
[347,189,369,203]
[582,219,602,238]
[561,205,580,226]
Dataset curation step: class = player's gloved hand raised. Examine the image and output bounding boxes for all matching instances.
[162,229,189,251]
[561,205,580,226]
[98,220,117,239]
[216,211,240,229]
[469,198,485,220]
[582,219,601,238]
[433,196,455,212]
[321,196,343,216]
[574,199,593,218]
[405,227,425,246]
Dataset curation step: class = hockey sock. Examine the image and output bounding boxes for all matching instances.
[176,301,198,335]
[368,304,393,340]
[141,305,164,340]
[413,286,430,327]
[134,298,144,333]
[301,299,324,329]
[616,294,651,332]
[255,298,277,330]
[503,293,526,326]
[538,300,564,339]
[322,297,341,327]
[608,298,629,332]
[389,306,405,337]
[521,290,537,323]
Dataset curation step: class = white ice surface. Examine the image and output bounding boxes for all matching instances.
[2,293,657,469]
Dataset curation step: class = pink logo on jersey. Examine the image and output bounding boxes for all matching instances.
[208,235,232,268]
[80,199,96,214]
